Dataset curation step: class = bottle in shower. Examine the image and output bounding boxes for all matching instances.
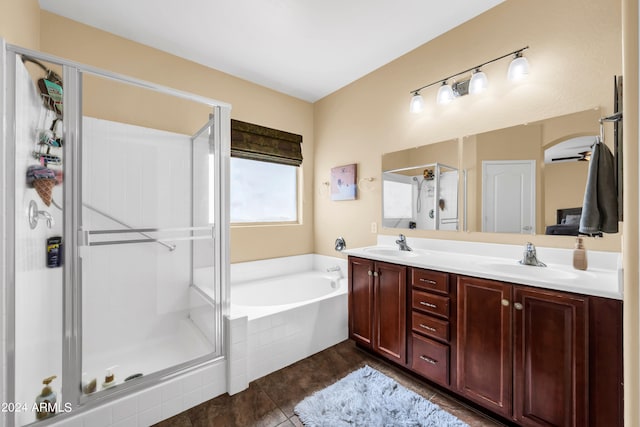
[35,375,57,420]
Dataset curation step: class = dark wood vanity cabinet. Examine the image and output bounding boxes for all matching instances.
[348,258,623,426]
[408,268,454,388]
[456,276,513,418]
[513,286,588,427]
[457,275,621,427]
[348,257,406,364]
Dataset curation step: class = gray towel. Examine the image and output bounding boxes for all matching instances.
[579,141,618,234]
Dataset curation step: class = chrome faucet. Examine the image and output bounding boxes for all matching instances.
[396,234,412,251]
[519,242,546,267]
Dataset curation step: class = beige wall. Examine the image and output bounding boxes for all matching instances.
[0,0,40,49]
[37,12,315,263]
[314,0,622,255]
[544,162,589,226]
[622,0,638,424]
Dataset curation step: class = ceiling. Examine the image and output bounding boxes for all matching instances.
[39,0,503,102]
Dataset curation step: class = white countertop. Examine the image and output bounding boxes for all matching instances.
[342,236,622,300]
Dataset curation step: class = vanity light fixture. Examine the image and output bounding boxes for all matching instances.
[409,91,425,113]
[507,51,530,81]
[436,82,455,105]
[469,68,489,94]
[409,46,529,113]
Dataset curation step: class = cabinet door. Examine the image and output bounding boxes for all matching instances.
[374,262,407,363]
[513,286,587,427]
[348,257,374,348]
[457,276,512,418]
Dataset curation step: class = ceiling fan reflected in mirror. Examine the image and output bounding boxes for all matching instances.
[551,150,592,162]
[544,135,597,164]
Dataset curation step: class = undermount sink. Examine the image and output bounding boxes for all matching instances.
[481,262,579,280]
[362,247,420,258]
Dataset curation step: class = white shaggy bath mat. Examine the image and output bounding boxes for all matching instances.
[294,365,468,426]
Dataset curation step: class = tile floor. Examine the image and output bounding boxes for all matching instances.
[153,340,505,427]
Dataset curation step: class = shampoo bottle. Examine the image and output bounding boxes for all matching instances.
[35,375,57,420]
[573,237,588,270]
[102,366,118,390]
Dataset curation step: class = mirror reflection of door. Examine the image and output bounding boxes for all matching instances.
[482,160,535,233]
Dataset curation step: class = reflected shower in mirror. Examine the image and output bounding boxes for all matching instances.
[382,139,459,231]
[381,109,610,236]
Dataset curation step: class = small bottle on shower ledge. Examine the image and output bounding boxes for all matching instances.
[573,237,588,271]
[102,366,118,390]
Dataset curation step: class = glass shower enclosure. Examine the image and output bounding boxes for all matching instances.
[2,42,230,426]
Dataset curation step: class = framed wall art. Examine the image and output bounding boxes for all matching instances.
[331,163,357,201]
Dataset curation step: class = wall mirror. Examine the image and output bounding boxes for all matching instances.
[463,108,602,235]
[381,109,610,236]
[382,139,460,231]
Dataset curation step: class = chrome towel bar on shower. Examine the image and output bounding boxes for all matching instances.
[81,225,215,249]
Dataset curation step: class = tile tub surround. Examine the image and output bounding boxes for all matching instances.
[228,254,349,392]
[343,235,622,299]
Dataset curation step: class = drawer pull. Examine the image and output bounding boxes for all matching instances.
[419,324,437,332]
[419,301,437,308]
[419,278,437,285]
[419,355,438,365]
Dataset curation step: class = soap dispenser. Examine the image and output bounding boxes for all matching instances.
[102,366,118,390]
[35,375,57,420]
[573,237,588,270]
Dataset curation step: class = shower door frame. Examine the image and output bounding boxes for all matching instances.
[2,41,231,426]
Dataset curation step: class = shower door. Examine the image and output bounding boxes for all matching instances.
[3,43,230,426]
[76,70,229,401]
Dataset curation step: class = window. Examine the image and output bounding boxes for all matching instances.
[230,157,298,223]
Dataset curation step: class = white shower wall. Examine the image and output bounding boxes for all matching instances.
[13,58,65,427]
[81,117,212,381]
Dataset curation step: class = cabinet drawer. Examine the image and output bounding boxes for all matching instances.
[412,290,450,319]
[412,311,450,342]
[411,334,450,386]
[411,269,449,295]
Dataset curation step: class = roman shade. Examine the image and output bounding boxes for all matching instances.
[231,119,303,166]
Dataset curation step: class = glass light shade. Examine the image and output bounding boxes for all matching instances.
[436,82,454,105]
[469,70,489,94]
[508,54,530,81]
[409,92,424,113]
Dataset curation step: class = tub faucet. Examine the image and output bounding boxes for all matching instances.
[519,242,546,267]
[326,265,341,273]
[396,234,412,251]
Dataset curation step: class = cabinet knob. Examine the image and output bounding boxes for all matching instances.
[501,299,510,307]
[368,270,372,276]
[373,271,379,277]
[514,302,524,311]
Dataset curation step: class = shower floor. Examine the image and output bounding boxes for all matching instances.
[82,318,214,392]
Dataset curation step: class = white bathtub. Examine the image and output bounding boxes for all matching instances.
[231,271,345,317]
[228,255,349,387]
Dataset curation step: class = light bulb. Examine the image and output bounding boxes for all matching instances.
[508,52,530,81]
[409,92,424,113]
[436,82,454,105]
[469,69,489,94]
